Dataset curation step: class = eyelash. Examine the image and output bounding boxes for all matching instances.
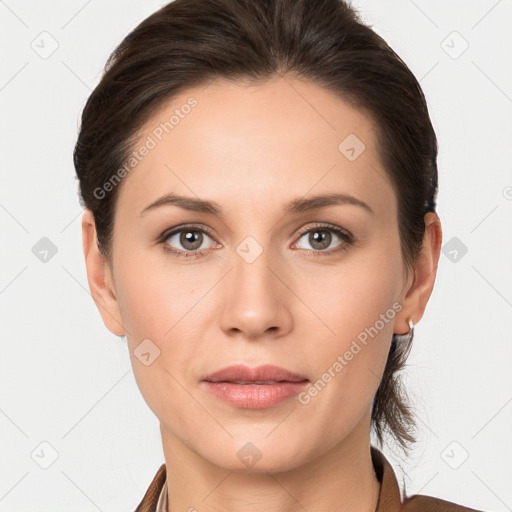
[158,222,354,260]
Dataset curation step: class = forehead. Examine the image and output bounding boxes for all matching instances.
[115,75,394,220]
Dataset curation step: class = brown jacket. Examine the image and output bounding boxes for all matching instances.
[134,447,484,511]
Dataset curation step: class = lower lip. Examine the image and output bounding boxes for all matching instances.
[202,381,309,409]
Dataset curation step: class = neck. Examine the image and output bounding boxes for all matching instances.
[159,412,380,512]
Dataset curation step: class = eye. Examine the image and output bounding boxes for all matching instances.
[293,224,353,254]
[160,224,219,258]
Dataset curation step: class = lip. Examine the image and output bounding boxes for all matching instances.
[201,364,309,409]
[203,364,308,383]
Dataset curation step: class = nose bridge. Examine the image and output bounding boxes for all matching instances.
[219,231,292,338]
[232,232,281,307]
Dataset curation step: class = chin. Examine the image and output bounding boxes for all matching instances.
[202,436,312,475]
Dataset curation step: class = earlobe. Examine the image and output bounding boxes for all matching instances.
[395,212,443,335]
[81,209,126,337]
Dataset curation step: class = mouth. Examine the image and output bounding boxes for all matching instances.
[201,364,309,409]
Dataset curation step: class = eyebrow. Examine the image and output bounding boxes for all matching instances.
[139,191,374,217]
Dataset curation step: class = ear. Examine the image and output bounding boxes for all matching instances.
[81,209,125,336]
[395,212,443,335]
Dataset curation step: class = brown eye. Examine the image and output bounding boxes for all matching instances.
[179,230,203,250]
[164,228,213,253]
[308,230,332,250]
[293,224,353,255]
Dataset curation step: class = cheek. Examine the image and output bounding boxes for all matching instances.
[114,252,201,340]
[307,250,403,344]
[297,249,403,422]
[113,252,209,403]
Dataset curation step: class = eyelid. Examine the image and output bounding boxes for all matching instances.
[158,223,218,243]
[295,222,353,241]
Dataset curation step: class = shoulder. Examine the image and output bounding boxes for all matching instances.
[370,446,486,512]
[402,493,486,511]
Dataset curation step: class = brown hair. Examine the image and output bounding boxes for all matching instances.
[74,0,438,454]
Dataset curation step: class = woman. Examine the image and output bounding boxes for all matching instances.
[74,0,484,510]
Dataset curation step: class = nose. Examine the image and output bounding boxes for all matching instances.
[219,242,293,341]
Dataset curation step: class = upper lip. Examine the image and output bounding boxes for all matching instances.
[202,364,308,383]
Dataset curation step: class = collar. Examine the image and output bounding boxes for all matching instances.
[135,446,403,512]
[372,446,403,511]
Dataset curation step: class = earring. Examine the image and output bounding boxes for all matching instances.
[391,318,414,349]
[406,318,414,336]
[394,318,414,336]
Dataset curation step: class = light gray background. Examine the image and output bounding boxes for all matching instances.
[1,0,511,510]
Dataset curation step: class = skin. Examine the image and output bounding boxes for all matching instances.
[82,75,442,512]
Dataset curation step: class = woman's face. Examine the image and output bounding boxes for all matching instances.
[89,76,418,472]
